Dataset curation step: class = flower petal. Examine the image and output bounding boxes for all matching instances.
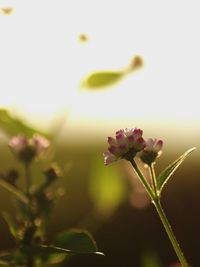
[103,150,117,165]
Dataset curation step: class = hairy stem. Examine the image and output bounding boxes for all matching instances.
[129,159,155,200]
[149,163,159,198]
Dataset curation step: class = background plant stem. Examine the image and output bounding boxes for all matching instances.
[0,176,28,204]
[24,163,35,267]
[25,163,31,196]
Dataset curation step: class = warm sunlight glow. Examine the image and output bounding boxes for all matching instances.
[0,0,199,140]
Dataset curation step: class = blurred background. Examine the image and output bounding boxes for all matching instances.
[0,0,200,266]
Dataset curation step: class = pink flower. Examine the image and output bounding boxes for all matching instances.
[9,134,50,164]
[9,135,28,152]
[103,128,145,165]
[31,134,50,154]
[139,138,163,165]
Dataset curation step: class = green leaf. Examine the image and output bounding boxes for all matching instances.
[0,246,67,266]
[22,245,68,257]
[26,244,102,257]
[0,253,11,266]
[54,230,100,254]
[2,212,17,239]
[0,109,48,138]
[0,243,103,266]
[157,148,196,193]
[0,178,29,204]
[81,55,143,89]
[82,71,124,89]
[0,248,25,266]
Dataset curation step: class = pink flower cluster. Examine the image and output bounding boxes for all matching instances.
[9,134,50,164]
[103,128,145,165]
[103,128,163,165]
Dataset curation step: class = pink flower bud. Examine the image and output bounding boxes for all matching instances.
[9,134,50,164]
[139,138,163,165]
[31,134,50,154]
[9,135,28,152]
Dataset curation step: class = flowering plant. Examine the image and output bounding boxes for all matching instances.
[0,134,103,267]
[104,127,195,267]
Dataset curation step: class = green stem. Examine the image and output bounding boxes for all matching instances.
[24,164,35,266]
[0,177,29,204]
[24,163,35,226]
[25,163,31,196]
[149,163,158,198]
[153,200,189,267]
[129,159,155,200]
[130,160,189,267]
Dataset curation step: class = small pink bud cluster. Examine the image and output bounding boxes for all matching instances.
[9,134,50,164]
[103,128,163,165]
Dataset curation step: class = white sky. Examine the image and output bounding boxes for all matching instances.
[0,0,200,143]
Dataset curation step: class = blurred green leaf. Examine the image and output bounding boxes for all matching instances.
[25,244,102,257]
[0,246,65,266]
[0,234,103,265]
[89,156,127,215]
[54,230,99,254]
[82,71,124,89]
[0,248,25,266]
[141,250,162,267]
[0,233,103,265]
[22,245,68,257]
[0,246,67,266]
[0,252,16,264]
[0,254,11,266]
[0,109,48,138]
[81,55,144,89]
[2,212,17,239]
[0,178,29,204]
[157,148,196,193]
[45,252,67,265]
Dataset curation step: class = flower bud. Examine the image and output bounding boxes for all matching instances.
[9,134,49,164]
[44,164,61,183]
[31,134,50,155]
[139,138,163,165]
